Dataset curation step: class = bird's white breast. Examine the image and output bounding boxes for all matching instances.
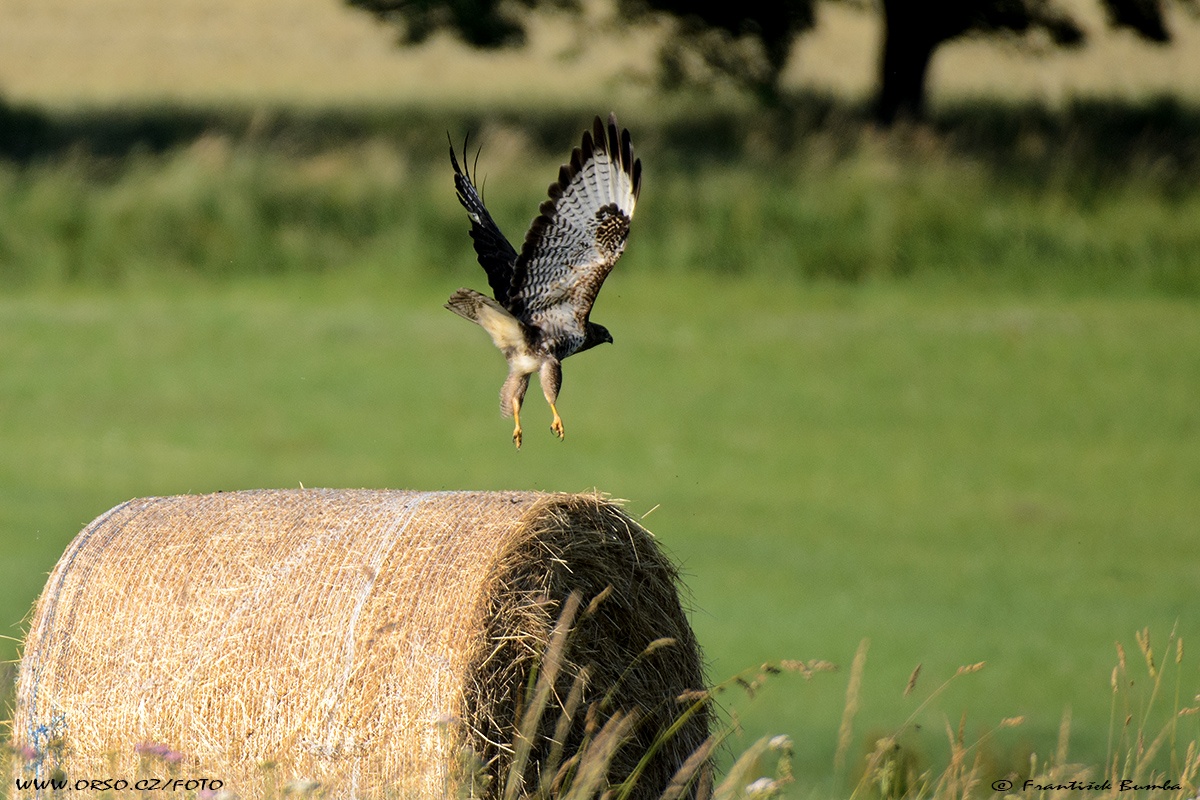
[510,352,544,375]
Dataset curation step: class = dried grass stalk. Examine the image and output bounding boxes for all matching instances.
[14,489,708,798]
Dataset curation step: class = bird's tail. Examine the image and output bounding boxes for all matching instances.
[444,287,489,322]
[446,288,529,353]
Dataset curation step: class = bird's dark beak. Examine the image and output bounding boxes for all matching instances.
[605,332,614,345]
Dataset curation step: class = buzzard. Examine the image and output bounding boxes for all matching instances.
[445,113,642,448]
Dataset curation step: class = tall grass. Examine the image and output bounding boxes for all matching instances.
[452,599,1200,798]
[7,622,1191,798]
[839,628,1200,800]
[0,137,462,285]
[2,102,1199,293]
[506,626,1200,799]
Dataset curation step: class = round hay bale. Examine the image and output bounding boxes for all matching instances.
[14,490,709,797]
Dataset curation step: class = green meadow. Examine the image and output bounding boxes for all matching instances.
[2,107,1200,792]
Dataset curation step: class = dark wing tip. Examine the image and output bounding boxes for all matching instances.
[599,113,638,186]
[529,113,639,238]
[580,128,595,161]
[447,131,462,175]
[449,131,477,196]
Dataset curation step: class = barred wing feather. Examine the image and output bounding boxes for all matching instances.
[510,114,642,329]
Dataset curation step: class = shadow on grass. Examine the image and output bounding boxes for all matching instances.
[2,91,1199,181]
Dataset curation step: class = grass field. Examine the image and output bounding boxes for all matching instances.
[2,1,1200,788]
[3,274,1199,787]
[3,0,1200,108]
[2,118,1199,790]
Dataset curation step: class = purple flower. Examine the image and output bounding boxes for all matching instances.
[135,741,184,762]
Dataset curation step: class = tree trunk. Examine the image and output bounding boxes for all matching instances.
[875,1,941,125]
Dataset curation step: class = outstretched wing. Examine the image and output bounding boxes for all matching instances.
[449,136,519,308]
[508,114,642,330]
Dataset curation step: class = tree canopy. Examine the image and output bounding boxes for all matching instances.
[874,0,1183,122]
[347,0,1192,123]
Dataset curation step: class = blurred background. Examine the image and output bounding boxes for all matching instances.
[2,0,1199,792]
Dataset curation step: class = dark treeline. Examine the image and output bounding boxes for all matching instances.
[2,93,1199,183]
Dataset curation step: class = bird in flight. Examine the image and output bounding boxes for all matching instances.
[445,113,642,449]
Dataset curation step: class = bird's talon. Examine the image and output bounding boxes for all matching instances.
[551,419,565,440]
[513,428,523,449]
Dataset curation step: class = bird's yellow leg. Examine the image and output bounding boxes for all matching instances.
[549,403,565,440]
[512,395,523,450]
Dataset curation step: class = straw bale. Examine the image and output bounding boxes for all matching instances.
[13,489,709,798]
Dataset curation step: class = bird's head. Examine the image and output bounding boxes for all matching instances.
[582,322,614,352]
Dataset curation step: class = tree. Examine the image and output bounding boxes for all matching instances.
[346,0,577,49]
[615,0,816,104]
[347,0,1190,123]
[874,0,1181,124]
[348,0,817,103]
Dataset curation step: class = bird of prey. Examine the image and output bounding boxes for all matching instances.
[445,113,642,449]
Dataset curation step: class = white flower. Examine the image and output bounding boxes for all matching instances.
[745,777,779,797]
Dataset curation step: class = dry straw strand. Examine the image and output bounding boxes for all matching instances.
[835,638,870,780]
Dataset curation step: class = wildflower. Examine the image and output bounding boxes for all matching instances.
[745,777,779,797]
[283,778,321,795]
[135,742,184,763]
